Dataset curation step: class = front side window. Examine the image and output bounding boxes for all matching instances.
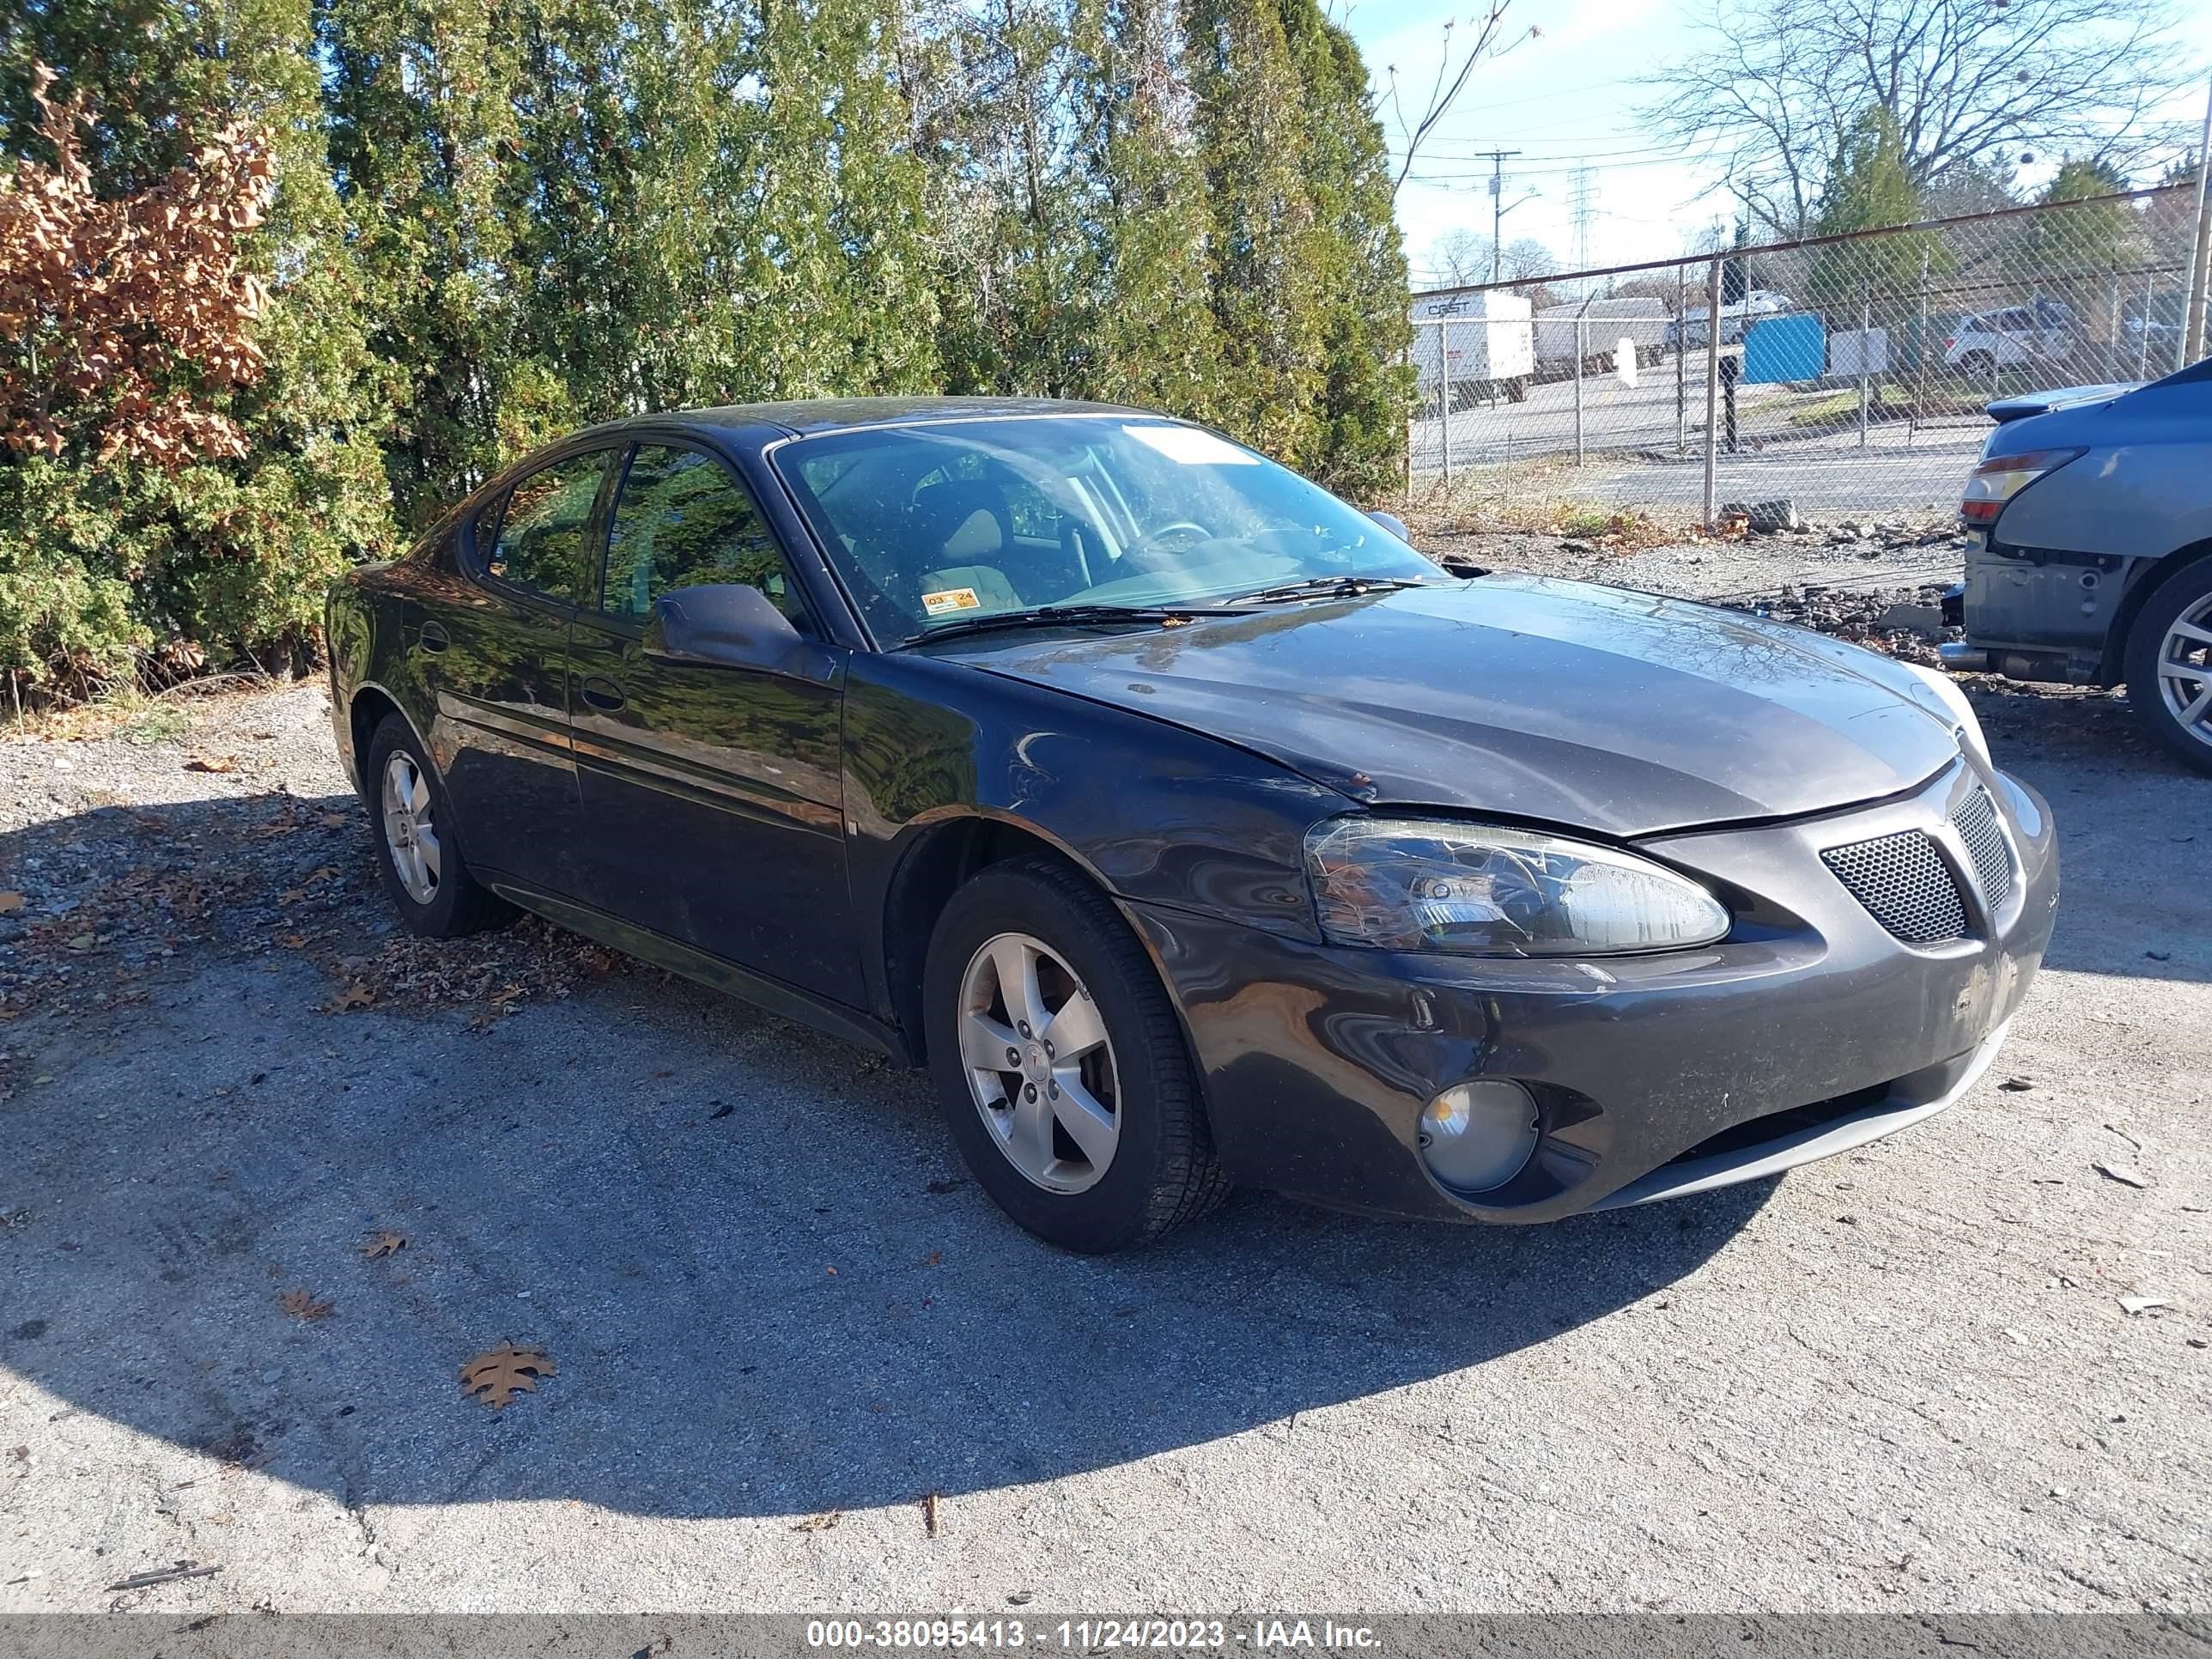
[774,418,1431,644]
[602,445,806,629]
[484,450,611,605]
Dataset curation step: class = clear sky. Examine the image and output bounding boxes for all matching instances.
[1344,0,2212,289]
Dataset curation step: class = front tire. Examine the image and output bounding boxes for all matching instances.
[2124,561,2212,775]
[922,858,1229,1253]
[364,714,514,937]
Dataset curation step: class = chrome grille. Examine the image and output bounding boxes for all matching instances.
[1950,785,2014,913]
[1820,830,1966,943]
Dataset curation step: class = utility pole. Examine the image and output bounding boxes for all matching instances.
[1481,150,1524,283]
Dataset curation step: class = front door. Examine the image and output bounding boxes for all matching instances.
[428,446,614,898]
[566,440,863,1007]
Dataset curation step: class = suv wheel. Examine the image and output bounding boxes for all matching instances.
[2124,561,2212,775]
[922,857,1229,1253]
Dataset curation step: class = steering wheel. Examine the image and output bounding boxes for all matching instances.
[1122,520,1214,572]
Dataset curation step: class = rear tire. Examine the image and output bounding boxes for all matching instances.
[364,714,514,937]
[922,857,1229,1253]
[2124,561,2212,775]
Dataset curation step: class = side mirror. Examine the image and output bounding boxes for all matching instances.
[646,583,801,668]
[1366,509,1412,544]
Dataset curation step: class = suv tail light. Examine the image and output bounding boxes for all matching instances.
[1960,448,2084,526]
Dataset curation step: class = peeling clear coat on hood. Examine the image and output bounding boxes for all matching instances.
[932,575,1963,839]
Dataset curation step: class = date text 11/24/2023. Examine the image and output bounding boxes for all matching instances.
[805,1619,1382,1650]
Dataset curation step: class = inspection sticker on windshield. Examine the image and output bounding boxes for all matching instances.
[1121,423,1259,465]
[922,586,982,616]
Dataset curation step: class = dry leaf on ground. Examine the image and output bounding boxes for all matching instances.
[277,1288,332,1322]
[922,1492,942,1537]
[793,1510,841,1533]
[325,982,374,1012]
[0,893,23,915]
[184,755,239,775]
[359,1230,407,1259]
[459,1343,556,1410]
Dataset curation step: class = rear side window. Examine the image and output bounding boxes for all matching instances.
[483,450,611,605]
[602,444,809,629]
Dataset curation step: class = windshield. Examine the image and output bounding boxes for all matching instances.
[771,416,1434,643]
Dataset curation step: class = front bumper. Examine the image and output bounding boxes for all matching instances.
[1128,758,2057,1224]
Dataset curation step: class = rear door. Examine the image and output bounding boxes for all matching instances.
[566,439,863,1006]
[430,445,616,896]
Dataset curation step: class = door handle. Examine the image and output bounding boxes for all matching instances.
[416,620,450,654]
[578,674,626,712]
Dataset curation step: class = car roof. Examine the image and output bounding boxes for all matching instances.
[568,396,1154,447]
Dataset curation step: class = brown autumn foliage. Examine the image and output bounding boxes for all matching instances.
[0,63,273,469]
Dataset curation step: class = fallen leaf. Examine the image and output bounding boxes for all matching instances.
[277,1288,332,1322]
[922,1492,942,1538]
[792,1510,841,1533]
[67,933,96,951]
[326,982,374,1013]
[923,1250,942,1267]
[0,893,23,915]
[2094,1162,2149,1189]
[184,755,238,775]
[319,813,349,827]
[459,1343,556,1410]
[359,1230,407,1259]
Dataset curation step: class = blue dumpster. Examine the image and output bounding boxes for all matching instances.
[1744,313,1826,384]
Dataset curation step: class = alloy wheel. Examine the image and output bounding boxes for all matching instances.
[2156,592,2212,754]
[380,750,442,905]
[957,931,1121,1194]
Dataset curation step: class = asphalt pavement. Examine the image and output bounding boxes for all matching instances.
[0,622,2206,1614]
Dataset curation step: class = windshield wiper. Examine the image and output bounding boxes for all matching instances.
[1228,574,1436,605]
[903,602,1242,647]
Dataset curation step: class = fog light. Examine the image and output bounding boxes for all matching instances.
[1418,1080,1540,1194]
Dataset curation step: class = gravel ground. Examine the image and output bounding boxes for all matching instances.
[1,539,2207,1616]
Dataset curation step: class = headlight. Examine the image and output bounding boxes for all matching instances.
[1305,817,1731,957]
[1901,659,1991,772]
[1960,447,2082,527]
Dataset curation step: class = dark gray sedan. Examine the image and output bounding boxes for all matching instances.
[326,398,2057,1251]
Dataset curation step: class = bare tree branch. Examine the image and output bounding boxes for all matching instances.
[1639,0,2198,238]
[1383,5,1534,194]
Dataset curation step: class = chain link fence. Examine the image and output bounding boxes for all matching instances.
[1406,184,2210,530]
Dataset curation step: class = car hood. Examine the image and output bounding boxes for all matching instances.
[939,576,1963,837]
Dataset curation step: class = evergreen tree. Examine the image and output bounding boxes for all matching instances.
[1807,106,1946,319]
[1184,0,1325,463]
[1278,0,1409,494]
[1,0,394,696]
[1065,0,1223,418]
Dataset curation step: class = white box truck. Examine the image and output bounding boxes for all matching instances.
[1409,290,1534,409]
[1533,297,1668,380]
